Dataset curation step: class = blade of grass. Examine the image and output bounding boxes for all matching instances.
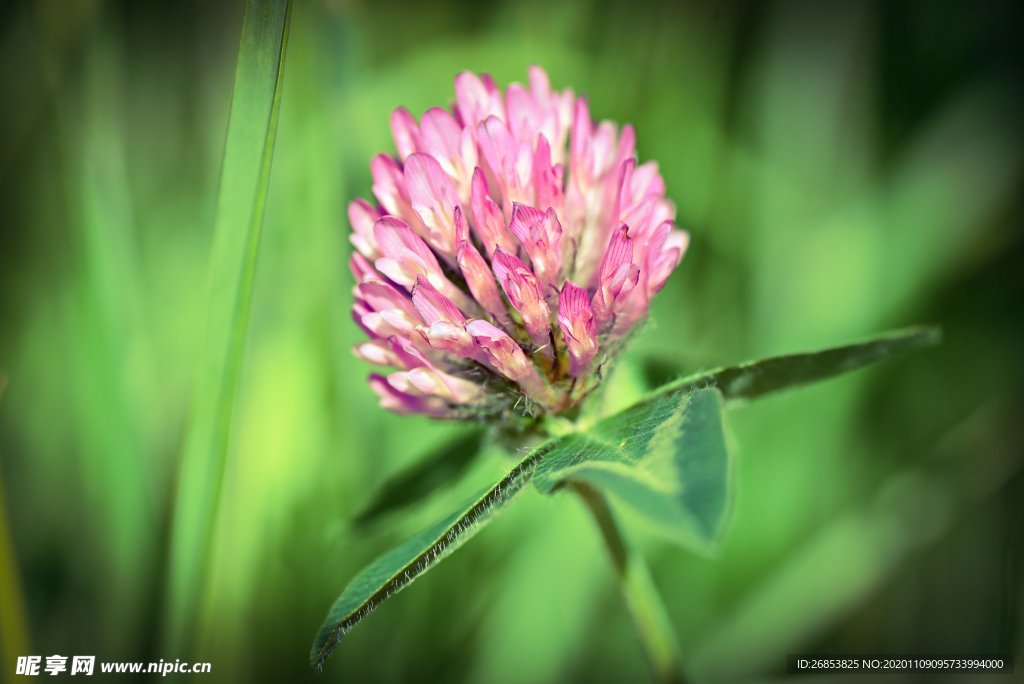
[66,27,156,652]
[0,450,31,668]
[163,0,292,652]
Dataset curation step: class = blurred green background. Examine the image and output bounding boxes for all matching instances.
[1,0,1022,682]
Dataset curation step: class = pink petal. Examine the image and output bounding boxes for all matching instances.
[457,237,511,326]
[360,309,419,344]
[599,224,634,285]
[353,341,401,367]
[590,122,619,179]
[646,225,689,295]
[509,203,563,289]
[593,225,640,328]
[454,71,505,129]
[557,282,598,376]
[609,158,635,228]
[508,202,546,245]
[490,248,552,345]
[570,98,593,180]
[352,303,375,337]
[615,124,636,172]
[419,320,478,358]
[411,276,467,326]
[369,373,449,416]
[465,320,529,378]
[505,82,540,143]
[452,204,470,245]
[370,154,408,218]
[386,335,433,369]
[372,219,474,312]
[373,216,443,288]
[348,199,382,259]
[355,279,420,320]
[407,367,482,404]
[390,107,421,160]
[629,161,664,206]
[419,108,463,167]
[403,152,459,255]
[534,208,564,285]
[477,116,526,202]
[349,252,376,283]
[531,134,562,212]
[528,65,551,100]
[469,167,516,256]
[466,320,554,407]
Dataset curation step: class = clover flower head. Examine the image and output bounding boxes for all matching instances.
[349,67,689,421]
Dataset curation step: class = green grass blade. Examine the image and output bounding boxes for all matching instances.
[0,374,27,664]
[640,326,941,406]
[311,448,544,670]
[0,457,31,667]
[163,0,292,650]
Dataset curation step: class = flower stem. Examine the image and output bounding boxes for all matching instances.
[572,482,687,684]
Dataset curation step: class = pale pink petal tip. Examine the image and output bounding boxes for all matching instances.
[369,374,449,417]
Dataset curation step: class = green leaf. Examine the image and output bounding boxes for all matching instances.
[531,327,938,550]
[643,326,940,405]
[311,446,546,669]
[312,326,938,666]
[163,0,292,651]
[535,388,733,551]
[353,428,486,527]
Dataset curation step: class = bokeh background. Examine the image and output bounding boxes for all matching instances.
[1,0,1022,682]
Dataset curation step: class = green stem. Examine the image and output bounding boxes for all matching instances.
[572,482,687,684]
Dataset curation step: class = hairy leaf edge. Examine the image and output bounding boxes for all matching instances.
[310,443,552,669]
